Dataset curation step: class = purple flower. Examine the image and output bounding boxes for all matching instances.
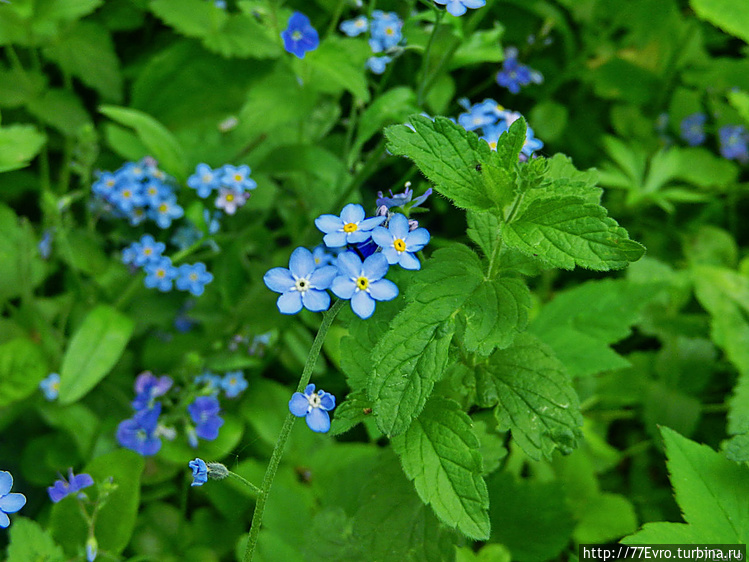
[371,213,430,270]
[263,247,337,314]
[116,404,162,456]
[281,12,319,59]
[680,113,707,146]
[331,251,398,319]
[376,185,432,211]
[0,471,26,528]
[315,204,385,248]
[215,187,249,215]
[188,396,224,442]
[289,384,336,433]
[132,371,172,411]
[47,468,94,503]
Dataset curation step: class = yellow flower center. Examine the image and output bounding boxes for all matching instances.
[233,173,242,182]
[51,381,60,391]
[189,273,198,281]
[386,27,394,36]
[343,222,358,233]
[123,190,131,198]
[226,193,235,202]
[202,174,212,183]
[144,248,152,255]
[393,238,406,252]
[156,269,165,278]
[158,204,168,213]
[356,276,369,291]
[489,141,497,150]
[106,180,115,187]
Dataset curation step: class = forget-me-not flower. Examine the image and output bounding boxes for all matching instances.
[176,262,214,296]
[433,0,486,17]
[144,256,178,292]
[188,396,224,441]
[188,163,221,198]
[215,187,249,215]
[123,234,166,267]
[39,372,61,401]
[220,164,257,192]
[282,12,319,59]
[315,203,385,248]
[264,247,338,314]
[0,471,26,528]
[47,468,94,503]
[719,125,749,162]
[289,383,336,433]
[340,15,368,37]
[189,458,208,486]
[680,113,707,146]
[369,10,402,53]
[150,195,184,229]
[221,371,248,398]
[371,213,430,270]
[132,371,172,411]
[331,251,398,319]
[366,55,392,75]
[116,404,162,456]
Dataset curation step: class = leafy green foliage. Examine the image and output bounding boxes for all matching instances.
[7,517,65,562]
[0,338,48,407]
[690,0,749,43]
[392,397,490,540]
[0,124,46,172]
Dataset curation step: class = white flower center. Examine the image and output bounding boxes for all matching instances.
[307,392,321,409]
[294,276,310,293]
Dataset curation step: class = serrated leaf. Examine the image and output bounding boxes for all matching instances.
[690,0,749,44]
[725,432,749,462]
[385,116,496,210]
[496,117,527,168]
[392,397,490,540]
[203,13,281,58]
[466,209,502,260]
[476,333,582,460]
[149,0,226,38]
[7,517,65,562]
[58,304,134,405]
[503,195,645,270]
[623,427,749,544]
[0,124,46,172]
[99,105,188,180]
[328,390,374,436]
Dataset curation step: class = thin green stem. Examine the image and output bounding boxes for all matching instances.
[326,0,346,37]
[417,9,444,106]
[227,471,261,495]
[243,299,345,562]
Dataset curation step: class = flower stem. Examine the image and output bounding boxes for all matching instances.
[243,299,345,562]
[227,471,261,495]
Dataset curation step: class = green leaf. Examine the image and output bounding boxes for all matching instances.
[530,279,659,377]
[58,305,134,405]
[503,194,645,270]
[0,66,46,107]
[450,23,505,68]
[328,390,374,436]
[690,0,749,44]
[52,449,145,555]
[725,432,749,462]
[392,397,490,540]
[369,245,483,436]
[623,427,749,544]
[99,105,188,180]
[0,124,46,172]
[385,116,496,210]
[0,204,47,299]
[305,37,371,102]
[475,333,582,460]
[7,517,65,562]
[466,209,502,261]
[26,88,91,136]
[149,0,225,38]
[43,21,123,102]
[351,86,418,163]
[0,338,47,407]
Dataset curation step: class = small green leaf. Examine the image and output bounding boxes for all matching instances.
[306,37,371,102]
[99,105,188,180]
[351,86,418,163]
[392,397,490,540]
[0,124,46,172]
[476,333,582,460]
[58,305,134,405]
[623,427,749,544]
[149,0,225,38]
[7,517,65,562]
[0,338,47,407]
[503,195,645,270]
[450,23,505,68]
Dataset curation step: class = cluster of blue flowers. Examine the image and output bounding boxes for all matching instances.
[195,369,249,399]
[678,112,749,163]
[91,157,184,228]
[340,10,405,74]
[496,46,543,94]
[281,12,319,59]
[457,98,543,159]
[187,163,256,214]
[433,0,486,17]
[122,234,213,295]
[0,471,25,529]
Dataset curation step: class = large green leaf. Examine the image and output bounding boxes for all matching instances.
[0,338,47,407]
[58,305,134,405]
[623,427,749,544]
[305,37,371,102]
[690,0,749,44]
[475,333,582,460]
[7,518,65,562]
[0,124,46,172]
[392,397,490,540]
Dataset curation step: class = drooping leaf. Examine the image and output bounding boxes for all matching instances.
[58,304,134,405]
[392,397,490,540]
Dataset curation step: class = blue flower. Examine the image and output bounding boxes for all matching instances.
[331,251,398,319]
[132,371,172,411]
[458,98,504,131]
[521,126,544,158]
[433,0,486,17]
[289,383,336,433]
[366,55,392,74]
[123,234,166,267]
[203,209,221,234]
[86,537,98,562]
[312,245,335,268]
[719,125,749,162]
[376,186,432,211]
[143,180,170,207]
[340,15,368,37]
[116,404,162,456]
[221,371,248,398]
[189,458,208,487]
[680,113,707,146]
[144,256,178,292]
[39,372,60,401]
[176,262,214,296]
[264,247,338,314]
[110,182,146,214]
[92,171,119,200]
[315,204,385,248]
[196,371,222,394]
[0,471,26,528]
[215,187,249,215]
[281,12,319,59]
[47,468,94,503]
[369,10,402,53]
[219,164,257,192]
[188,163,221,198]
[371,213,430,270]
[188,396,224,441]
[150,195,184,229]
[496,58,533,94]
[39,229,53,259]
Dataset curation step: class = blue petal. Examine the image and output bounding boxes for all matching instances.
[380,246,400,265]
[362,253,389,281]
[289,247,315,278]
[368,279,399,301]
[0,472,11,496]
[370,226,393,247]
[0,511,9,528]
[306,408,331,433]
[304,383,316,395]
[320,392,336,411]
[289,392,309,417]
[0,493,26,514]
[405,227,430,250]
[315,214,343,234]
[388,213,410,238]
[331,277,356,299]
[309,265,337,289]
[336,251,363,279]
[398,252,421,270]
[323,231,348,248]
[340,203,365,224]
[277,291,303,314]
[351,291,376,319]
[302,288,330,311]
[346,230,370,244]
[359,216,387,231]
